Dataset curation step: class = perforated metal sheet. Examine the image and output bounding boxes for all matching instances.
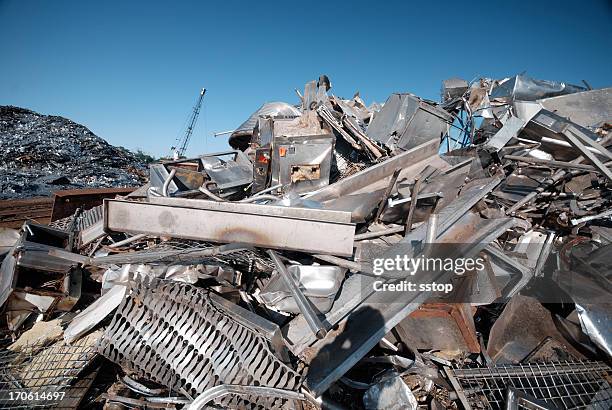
[97,278,302,409]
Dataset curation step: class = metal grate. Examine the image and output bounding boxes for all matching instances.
[98,277,302,409]
[74,205,104,231]
[49,205,103,233]
[0,332,100,409]
[446,361,612,410]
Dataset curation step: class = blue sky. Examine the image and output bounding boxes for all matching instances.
[1,0,611,157]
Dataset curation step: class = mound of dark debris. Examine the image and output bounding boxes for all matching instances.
[0,106,147,199]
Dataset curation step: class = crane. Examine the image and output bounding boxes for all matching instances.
[171,88,206,159]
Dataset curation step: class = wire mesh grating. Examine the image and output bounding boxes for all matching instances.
[0,333,99,409]
[446,361,612,410]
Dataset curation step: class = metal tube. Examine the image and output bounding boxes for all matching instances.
[504,155,598,172]
[239,194,279,203]
[108,233,146,249]
[212,129,235,137]
[571,208,612,226]
[197,185,225,201]
[313,254,362,272]
[251,183,282,197]
[162,168,177,197]
[354,226,405,241]
[186,385,306,410]
[518,136,604,155]
[267,249,327,339]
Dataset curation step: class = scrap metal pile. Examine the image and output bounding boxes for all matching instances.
[0,74,611,409]
[0,106,147,200]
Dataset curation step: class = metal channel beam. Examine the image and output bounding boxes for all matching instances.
[103,199,355,256]
[149,196,352,223]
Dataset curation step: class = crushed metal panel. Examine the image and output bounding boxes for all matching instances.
[1,223,80,311]
[537,87,612,129]
[366,93,451,152]
[489,74,586,102]
[150,151,253,197]
[97,278,302,409]
[486,295,583,364]
[199,150,253,192]
[0,249,17,306]
[17,223,73,273]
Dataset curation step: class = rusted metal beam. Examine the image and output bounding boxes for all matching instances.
[51,187,135,221]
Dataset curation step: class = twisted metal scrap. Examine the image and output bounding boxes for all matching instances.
[97,277,302,409]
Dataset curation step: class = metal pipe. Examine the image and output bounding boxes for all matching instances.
[313,254,362,272]
[212,129,235,137]
[108,233,146,249]
[571,208,612,226]
[239,195,279,203]
[354,226,405,241]
[186,384,307,410]
[121,375,165,396]
[504,155,598,172]
[268,249,327,339]
[198,185,225,201]
[252,183,282,197]
[162,168,177,197]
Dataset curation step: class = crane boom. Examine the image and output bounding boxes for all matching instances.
[172,88,206,158]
